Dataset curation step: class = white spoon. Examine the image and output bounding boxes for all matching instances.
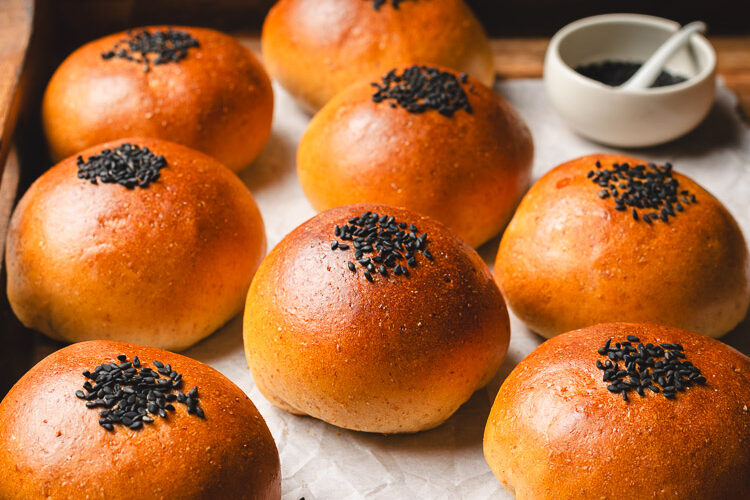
[620,21,707,90]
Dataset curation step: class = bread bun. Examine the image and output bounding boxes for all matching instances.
[297,65,533,248]
[5,137,266,351]
[243,203,509,433]
[261,0,494,112]
[43,26,273,172]
[484,322,750,499]
[495,154,750,338]
[0,340,281,499]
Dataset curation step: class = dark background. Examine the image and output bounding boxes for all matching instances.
[39,0,749,40]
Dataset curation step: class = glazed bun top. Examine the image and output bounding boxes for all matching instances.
[248,203,503,344]
[262,0,494,112]
[0,340,281,499]
[297,65,533,248]
[5,137,266,351]
[484,322,750,500]
[495,154,750,338]
[243,203,510,432]
[43,26,273,171]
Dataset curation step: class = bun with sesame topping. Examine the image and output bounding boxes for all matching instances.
[4,137,266,351]
[494,154,750,338]
[43,26,273,172]
[0,340,281,499]
[243,203,510,433]
[261,0,495,112]
[297,65,533,248]
[484,322,750,499]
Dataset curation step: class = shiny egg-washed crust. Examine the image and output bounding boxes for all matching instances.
[243,204,510,433]
[484,323,750,499]
[0,341,281,499]
[494,154,750,338]
[261,0,494,112]
[297,68,533,248]
[5,137,266,351]
[43,26,273,172]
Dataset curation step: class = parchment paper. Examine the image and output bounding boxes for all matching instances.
[32,79,750,499]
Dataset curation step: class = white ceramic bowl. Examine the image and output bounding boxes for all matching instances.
[544,13,716,148]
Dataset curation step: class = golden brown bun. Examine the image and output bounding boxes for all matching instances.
[495,154,750,338]
[43,26,273,172]
[261,0,494,112]
[484,323,750,500]
[243,203,509,433]
[5,137,266,351]
[297,68,533,248]
[0,340,281,499]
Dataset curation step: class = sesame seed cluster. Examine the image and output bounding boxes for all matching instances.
[589,159,697,223]
[371,65,474,117]
[76,143,167,189]
[331,210,433,283]
[75,354,204,431]
[101,28,200,72]
[595,335,706,402]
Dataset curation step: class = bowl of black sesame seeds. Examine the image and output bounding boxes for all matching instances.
[544,13,716,147]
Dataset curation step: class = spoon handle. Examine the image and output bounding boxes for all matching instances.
[620,21,706,90]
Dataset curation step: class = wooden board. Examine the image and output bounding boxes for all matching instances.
[0,0,34,184]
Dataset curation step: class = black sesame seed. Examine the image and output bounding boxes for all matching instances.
[595,334,705,401]
[100,28,199,72]
[332,212,430,283]
[364,271,374,282]
[371,65,472,117]
[75,354,204,431]
[76,143,167,189]
[589,160,694,223]
[331,241,339,250]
